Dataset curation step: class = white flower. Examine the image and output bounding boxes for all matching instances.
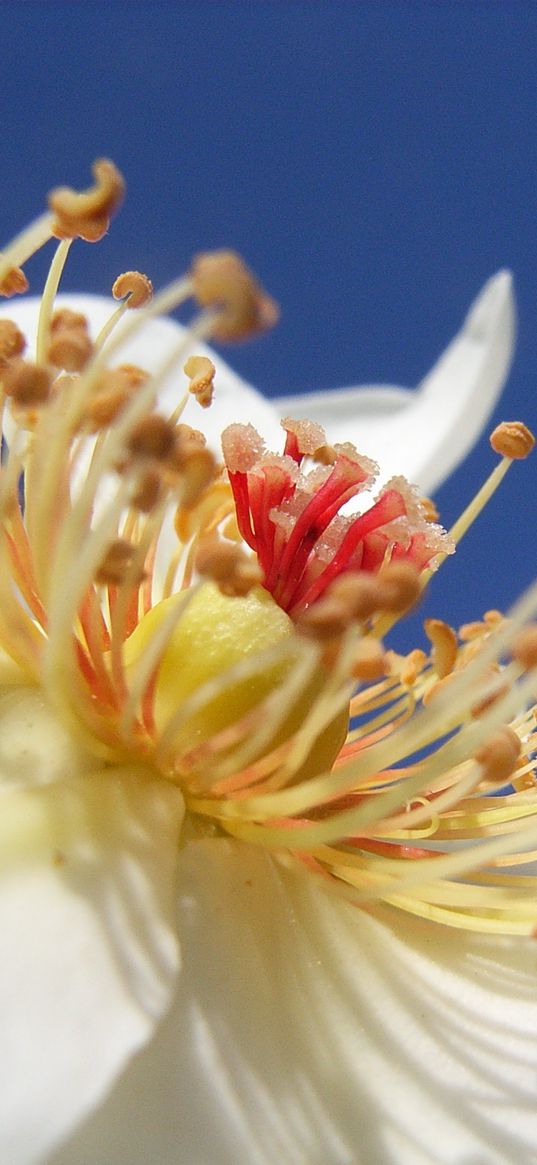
[1,163,536,1165]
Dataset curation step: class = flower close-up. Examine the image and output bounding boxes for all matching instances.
[1,162,537,1165]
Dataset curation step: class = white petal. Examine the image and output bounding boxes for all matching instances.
[274,271,515,492]
[1,294,282,451]
[52,839,537,1165]
[0,755,184,1165]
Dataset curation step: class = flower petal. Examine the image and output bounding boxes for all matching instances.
[274,271,515,492]
[0,713,184,1165]
[1,294,282,450]
[51,838,537,1165]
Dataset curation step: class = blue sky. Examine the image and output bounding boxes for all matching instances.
[2,0,536,643]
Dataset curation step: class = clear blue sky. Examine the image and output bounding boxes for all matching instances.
[2,0,536,642]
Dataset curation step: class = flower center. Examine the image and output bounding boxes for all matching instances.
[125,580,349,782]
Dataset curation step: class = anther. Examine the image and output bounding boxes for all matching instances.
[191,250,279,342]
[2,360,52,406]
[474,726,521,784]
[195,536,262,597]
[84,365,148,430]
[112,271,153,309]
[183,355,216,409]
[424,618,458,679]
[127,415,177,461]
[296,598,349,641]
[48,158,125,243]
[95,539,145,586]
[513,625,537,670]
[178,446,218,509]
[351,638,387,681]
[376,562,421,615]
[48,328,93,372]
[0,267,29,298]
[490,421,535,460]
[131,470,162,513]
[419,496,439,523]
[0,319,26,364]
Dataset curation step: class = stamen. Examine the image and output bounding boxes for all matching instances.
[191,250,279,341]
[183,355,215,409]
[48,158,125,242]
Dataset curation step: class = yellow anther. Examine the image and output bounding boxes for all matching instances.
[424,617,458,679]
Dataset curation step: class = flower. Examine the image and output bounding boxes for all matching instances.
[1,163,537,1165]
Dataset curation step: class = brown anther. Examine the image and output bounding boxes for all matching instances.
[95,539,145,586]
[327,573,384,622]
[490,421,535,460]
[48,328,93,372]
[179,446,218,508]
[195,536,262,597]
[424,618,458,679]
[131,470,162,513]
[127,415,177,461]
[513,625,537,670]
[377,562,421,615]
[2,360,51,406]
[184,355,216,409]
[0,319,26,364]
[419,496,439,523]
[296,598,349,641]
[112,271,153,309]
[195,537,240,581]
[83,365,148,431]
[312,443,338,466]
[175,423,207,448]
[51,309,88,333]
[474,726,521,785]
[48,159,125,243]
[351,638,387,681]
[0,266,29,298]
[191,250,279,342]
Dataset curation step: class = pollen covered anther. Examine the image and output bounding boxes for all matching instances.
[48,158,125,242]
[112,271,153,309]
[490,421,536,460]
[183,355,215,409]
[191,250,279,342]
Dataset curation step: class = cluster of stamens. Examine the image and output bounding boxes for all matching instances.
[1,159,537,935]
